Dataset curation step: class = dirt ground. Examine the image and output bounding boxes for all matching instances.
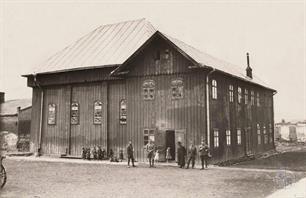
[233,142,306,172]
[1,158,305,198]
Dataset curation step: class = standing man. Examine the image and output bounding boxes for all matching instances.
[186,142,197,169]
[199,141,210,170]
[145,139,156,168]
[127,140,136,168]
[177,141,186,168]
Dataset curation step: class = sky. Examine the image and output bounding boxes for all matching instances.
[0,0,305,122]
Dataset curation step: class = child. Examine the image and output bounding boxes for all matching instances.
[119,149,124,162]
[97,146,103,160]
[92,147,98,160]
[86,148,91,160]
[154,149,160,163]
[81,147,86,160]
[166,147,172,163]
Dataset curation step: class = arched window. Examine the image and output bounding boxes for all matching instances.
[229,85,234,102]
[171,78,184,99]
[119,99,127,124]
[143,80,155,100]
[71,102,79,125]
[48,103,56,125]
[93,101,102,124]
[238,87,242,103]
[212,79,217,99]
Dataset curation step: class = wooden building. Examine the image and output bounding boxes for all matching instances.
[23,19,276,162]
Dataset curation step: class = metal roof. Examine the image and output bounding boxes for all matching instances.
[0,99,32,116]
[27,18,273,90]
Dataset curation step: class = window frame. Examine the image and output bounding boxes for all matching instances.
[238,87,242,104]
[144,129,155,145]
[263,126,268,144]
[229,85,234,102]
[212,79,217,99]
[71,102,80,125]
[257,124,261,145]
[226,129,231,146]
[171,78,184,100]
[245,89,248,105]
[213,128,219,148]
[93,100,103,125]
[47,103,56,125]
[237,128,242,145]
[119,99,127,125]
[251,90,255,105]
[143,80,155,100]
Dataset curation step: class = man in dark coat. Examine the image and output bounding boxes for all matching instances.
[186,143,197,169]
[127,141,136,167]
[177,141,186,168]
[199,141,210,170]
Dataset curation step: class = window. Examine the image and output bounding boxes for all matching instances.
[212,79,217,99]
[229,85,234,102]
[245,89,248,104]
[213,129,219,148]
[238,87,242,103]
[93,101,102,124]
[144,129,155,145]
[143,80,155,100]
[226,130,231,145]
[269,124,273,143]
[263,126,268,144]
[237,129,241,145]
[71,102,79,125]
[171,79,184,99]
[256,92,260,106]
[251,91,255,105]
[47,103,56,125]
[119,99,127,124]
[257,124,261,144]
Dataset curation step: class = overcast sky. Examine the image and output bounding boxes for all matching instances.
[0,0,305,122]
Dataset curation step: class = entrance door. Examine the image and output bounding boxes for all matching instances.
[165,130,175,160]
[245,127,253,155]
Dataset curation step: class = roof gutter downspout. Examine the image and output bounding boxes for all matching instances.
[34,73,43,157]
[206,68,215,148]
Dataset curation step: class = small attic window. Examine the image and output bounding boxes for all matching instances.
[164,49,170,59]
[154,50,160,61]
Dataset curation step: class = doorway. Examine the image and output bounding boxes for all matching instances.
[165,130,175,160]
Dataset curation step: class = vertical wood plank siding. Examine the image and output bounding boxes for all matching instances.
[29,88,41,153]
[70,83,108,156]
[41,86,70,155]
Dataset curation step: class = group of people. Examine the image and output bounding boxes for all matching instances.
[177,141,211,170]
[126,139,211,170]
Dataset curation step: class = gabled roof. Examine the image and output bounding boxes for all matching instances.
[0,99,32,116]
[25,18,274,91]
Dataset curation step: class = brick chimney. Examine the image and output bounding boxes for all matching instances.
[246,53,253,79]
[0,92,4,104]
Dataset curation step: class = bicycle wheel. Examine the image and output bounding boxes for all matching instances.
[0,164,6,188]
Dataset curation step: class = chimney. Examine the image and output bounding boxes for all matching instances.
[246,53,253,79]
[0,92,4,104]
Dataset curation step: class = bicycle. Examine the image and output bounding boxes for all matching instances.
[0,155,6,188]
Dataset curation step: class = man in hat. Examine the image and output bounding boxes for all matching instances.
[186,142,197,169]
[145,139,156,168]
[127,140,136,167]
[177,141,186,168]
[199,141,210,170]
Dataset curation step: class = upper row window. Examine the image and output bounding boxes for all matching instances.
[171,79,184,99]
[212,79,217,99]
[143,80,155,100]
